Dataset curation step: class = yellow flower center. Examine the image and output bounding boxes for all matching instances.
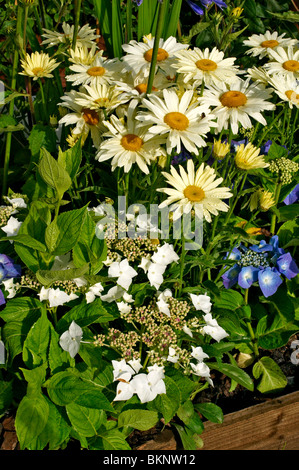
[283,60,299,72]
[220,90,247,108]
[87,66,106,76]
[134,83,158,94]
[164,112,189,130]
[32,67,45,77]
[82,108,100,125]
[285,89,299,101]
[195,59,218,71]
[144,48,169,63]
[121,134,143,151]
[260,39,279,48]
[183,185,205,202]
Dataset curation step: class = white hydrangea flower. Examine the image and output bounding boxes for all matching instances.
[190,293,212,314]
[202,313,229,342]
[59,321,83,358]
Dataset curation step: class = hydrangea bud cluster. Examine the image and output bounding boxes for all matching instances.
[268,157,299,185]
[105,221,158,263]
[237,250,270,269]
[0,205,16,227]
[94,328,140,361]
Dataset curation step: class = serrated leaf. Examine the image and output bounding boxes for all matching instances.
[252,356,287,393]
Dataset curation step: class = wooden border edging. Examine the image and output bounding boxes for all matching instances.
[200,391,299,450]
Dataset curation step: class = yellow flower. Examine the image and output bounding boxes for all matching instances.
[234,142,269,170]
[19,51,59,80]
[212,139,230,160]
[249,188,275,211]
[232,7,243,18]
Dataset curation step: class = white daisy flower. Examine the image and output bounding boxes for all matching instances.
[267,74,299,109]
[19,51,59,80]
[264,46,299,80]
[158,159,233,222]
[136,88,216,154]
[121,36,188,78]
[68,44,102,65]
[114,69,174,102]
[246,66,271,85]
[59,90,105,147]
[172,47,240,87]
[96,103,166,174]
[198,77,275,135]
[73,82,128,113]
[42,22,100,48]
[243,31,297,59]
[66,54,121,87]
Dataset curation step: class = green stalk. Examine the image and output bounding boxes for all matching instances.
[146,0,167,94]
[256,107,285,148]
[244,289,259,359]
[72,0,82,50]
[38,78,48,122]
[2,3,23,199]
[125,0,132,43]
[270,182,282,234]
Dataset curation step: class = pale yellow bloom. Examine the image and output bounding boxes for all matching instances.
[19,51,59,80]
[234,143,269,170]
[212,139,230,160]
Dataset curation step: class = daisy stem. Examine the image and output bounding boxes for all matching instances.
[72,0,82,50]
[38,78,48,123]
[2,3,23,199]
[223,172,247,226]
[256,107,285,148]
[146,0,167,95]
[125,0,132,43]
[290,106,299,149]
[270,182,282,235]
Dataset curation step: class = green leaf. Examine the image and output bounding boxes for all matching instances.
[56,297,119,334]
[36,263,90,288]
[66,403,106,437]
[0,380,13,414]
[147,375,181,423]
[252,357,287,393]
[38,148,72,198]
[33,399,70,450]
[15,393,49,450]
[118,409,159,431]
[256,314,299,350]
[45,370,114,411]
[53,205,89,255]
[266,10,299,22]
[194,402,224,424]
[0,297,45,323]
[57,140,82,180]
[28,124,57,165]
[22,310,51,368]
[90,428,131,450]
[207,362,254,391]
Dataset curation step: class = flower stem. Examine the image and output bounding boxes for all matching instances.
[2,3,23,199]
[244,288,259,358]
[38,78,48,123]
[178,235,185,296]
[72,0,82,50]
[125,0,132,43]
[146,0,167,95]
[270,182,282,234]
